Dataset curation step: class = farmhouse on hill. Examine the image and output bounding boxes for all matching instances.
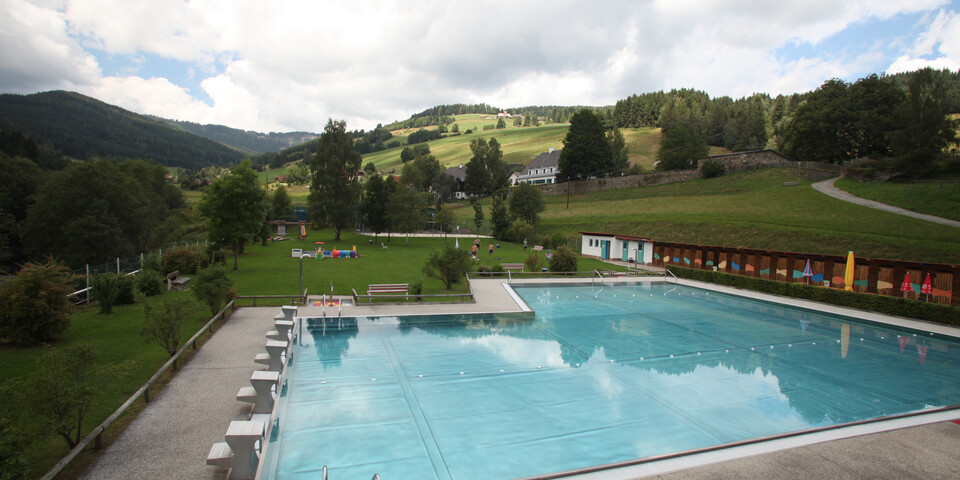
[511,148,561,186]
[442,163,467,199]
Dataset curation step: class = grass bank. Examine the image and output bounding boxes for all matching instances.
[835,177,960,222]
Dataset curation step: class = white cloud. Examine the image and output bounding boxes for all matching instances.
[888,8,960,73]
[0,0,100,91]
[2,0,958,132]
[84,75,212,123]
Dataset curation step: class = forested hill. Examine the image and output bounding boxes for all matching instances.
[0,91,244,168]
[155,117,318,154]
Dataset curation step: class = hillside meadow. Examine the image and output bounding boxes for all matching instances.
[451,168,960,265]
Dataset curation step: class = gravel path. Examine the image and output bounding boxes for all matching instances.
[812,177,960,228]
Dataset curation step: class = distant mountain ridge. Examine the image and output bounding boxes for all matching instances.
[0,91,245,168]
[154,117,318,154]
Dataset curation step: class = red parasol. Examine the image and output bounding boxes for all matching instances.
[921,273,933,301]
[900,272,913,298]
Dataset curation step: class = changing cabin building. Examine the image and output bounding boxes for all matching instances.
[579,231,654,264]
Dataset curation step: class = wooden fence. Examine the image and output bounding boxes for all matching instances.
[652,242,960,306]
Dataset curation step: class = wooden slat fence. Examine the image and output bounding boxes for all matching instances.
[652,242,960,306]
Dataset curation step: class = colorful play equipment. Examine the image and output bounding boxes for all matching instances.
[298,221,307,240]
[313,241,358,259]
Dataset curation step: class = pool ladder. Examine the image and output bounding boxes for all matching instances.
[321,466,379,479]
[592,269,604,295]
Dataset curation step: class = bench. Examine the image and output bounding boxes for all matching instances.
[165,270,191,291]
[502,263,524,272]
[367,283,408,295]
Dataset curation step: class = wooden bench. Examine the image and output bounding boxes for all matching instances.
[166,270,191,291]
[367,283,408,295]
[502,263,524,272]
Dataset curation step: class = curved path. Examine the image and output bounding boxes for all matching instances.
[812,177,960,228]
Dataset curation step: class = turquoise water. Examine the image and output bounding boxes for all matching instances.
[259,283,960,479]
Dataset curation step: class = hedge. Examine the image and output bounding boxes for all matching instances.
[666,265,960,327]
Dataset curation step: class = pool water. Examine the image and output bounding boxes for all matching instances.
[258,283,960,479]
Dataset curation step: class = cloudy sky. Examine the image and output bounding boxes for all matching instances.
[2,0,959,133]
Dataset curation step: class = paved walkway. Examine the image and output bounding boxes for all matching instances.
[81,277,960,480]
[812,177,960,227]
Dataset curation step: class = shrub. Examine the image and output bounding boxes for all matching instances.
[0,259,76,344]
[551,231,567,248]
[409,276,423,299]
[90,273,121,314]
[490,263,505,273]
[524,254,542,272]
[422,247,471,289]
[700,160,725,178]
[193,265,234,315]
[142,297,198,368]
[506,221,537,244]
[549,245,578,272]
[142,253,162,272]
[476,264,493,273]
[116,274,136,305]
[136,269,165,296]
[161,248,201,275]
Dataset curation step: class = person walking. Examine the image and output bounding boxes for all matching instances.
[523,238,528,251]
[488,242,494,260]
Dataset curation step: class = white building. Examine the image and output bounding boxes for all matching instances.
[579,231,654,264]
[513,148,560,185]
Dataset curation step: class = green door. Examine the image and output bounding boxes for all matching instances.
[622,242,629,261]
[600,240,609,259]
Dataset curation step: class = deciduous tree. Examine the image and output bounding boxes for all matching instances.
[20,344,132,448]
[422,247,471,289]
[308,119,362,240]
[197,161,268,270]
[508,182,544,225]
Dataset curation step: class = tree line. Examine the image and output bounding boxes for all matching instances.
[614,68,960,177]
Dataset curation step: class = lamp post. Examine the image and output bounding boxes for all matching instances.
[299,253,311,298]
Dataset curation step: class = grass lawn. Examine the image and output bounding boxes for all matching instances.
[452,168,960,265]
[0,291,213,478]
[228,230,614,300]
[835,177,960,222]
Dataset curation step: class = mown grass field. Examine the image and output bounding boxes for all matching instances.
[835,177,960,222]
[229,231,612,297]
[450,168,960,265]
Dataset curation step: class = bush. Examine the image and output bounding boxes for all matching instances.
[409,276,423,299]
[524,254,542,272]
[490,263,505,273]
[161,248,201,275]
[193,265,235,315]
[548,245,578,272]
[142,297,198,367]
[136,269,165,296]
[667,266,960,326]
[116,274,136,305]
[90,273,121,314]
[700,160,726,178]
[142,253,162,272]
[0,259,76,344]
[422,247,471,289]
[476,264,493,273]
[505,221,537,244]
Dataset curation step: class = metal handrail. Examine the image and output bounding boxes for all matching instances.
[665,267,678,284]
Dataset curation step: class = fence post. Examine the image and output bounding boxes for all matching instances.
[140,253,144,270]
[85,265,90,304]
[116,258,120,275]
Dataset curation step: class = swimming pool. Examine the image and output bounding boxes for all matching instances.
[257,282,960,479]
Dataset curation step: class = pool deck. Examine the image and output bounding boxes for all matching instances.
[82,276,960,480]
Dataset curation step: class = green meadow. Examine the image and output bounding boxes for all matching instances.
[835,177,960,222]
[451,168,960,265]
